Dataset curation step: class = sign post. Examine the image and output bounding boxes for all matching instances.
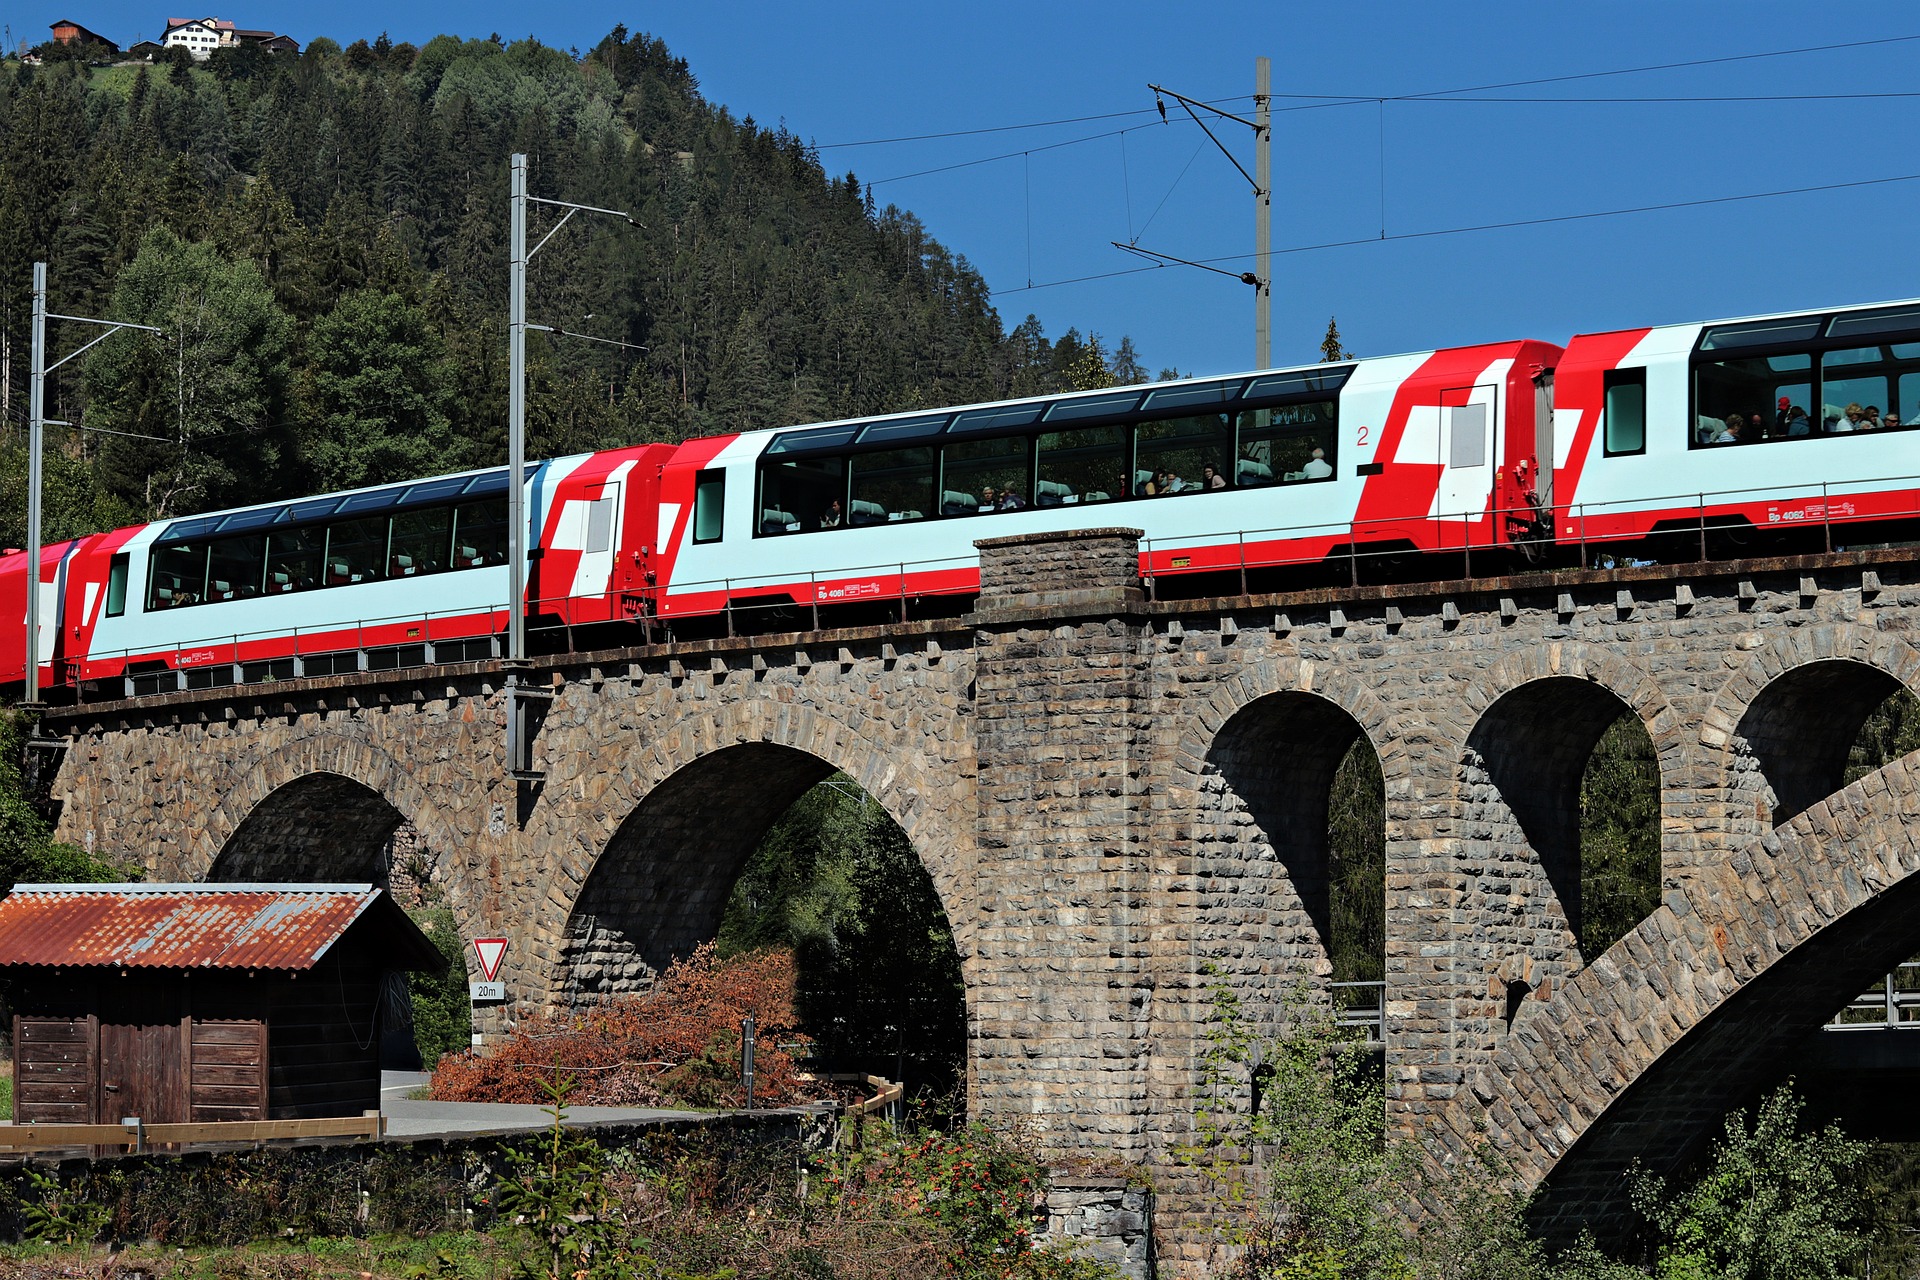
[470,937,508,1004]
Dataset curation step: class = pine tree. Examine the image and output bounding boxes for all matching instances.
[1320,315,1350,363]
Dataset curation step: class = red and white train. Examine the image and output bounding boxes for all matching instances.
[5,295,1919,698]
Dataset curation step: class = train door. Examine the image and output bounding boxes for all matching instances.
[1533,373,1555,509]
[1436,383,1498,522]
[571,481,621,599]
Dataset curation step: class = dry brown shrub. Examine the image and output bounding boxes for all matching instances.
[430,943,816,1108]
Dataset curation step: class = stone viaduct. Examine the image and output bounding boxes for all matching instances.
[32,529,1920,1267]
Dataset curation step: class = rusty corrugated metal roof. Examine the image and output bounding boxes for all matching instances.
[0,884,388,971]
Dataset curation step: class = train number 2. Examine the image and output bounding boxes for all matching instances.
[1356,424,1370,447]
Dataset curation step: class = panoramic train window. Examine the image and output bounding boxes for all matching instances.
[1693,308,1920,446]
[148,542,208,609]
[206,536,266,601]
[450,500,507,566]
[751,369,1354,535]
[942,435,1030,514]
[1604,368,1647,456]
[1037,423,1126,506]
[849,447,935,525]
[1237,399,1337,485]
[268,527,324,592]
[1137,412,1233,494]
[139,470,519,611]
[390,507,455,578]
[759,455,845,533]
[327,517,390,585]
[693,469,726,544]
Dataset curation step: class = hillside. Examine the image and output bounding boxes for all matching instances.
[0,28,1150,542]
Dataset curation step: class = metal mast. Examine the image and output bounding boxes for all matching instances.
[502,154,643,778]
[1254,57,1272,370]
[25,264,45,705]
[22,264,161,707]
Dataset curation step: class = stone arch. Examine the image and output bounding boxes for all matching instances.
[1176,659,1402,985]
[540,696,972,1007]
[197,735,469,917]
[1698,624,1920,848]
[1455,646,1678,942]
[1431,749,1920,1245]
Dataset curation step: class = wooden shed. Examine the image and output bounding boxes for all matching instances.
[0,883,444,1125]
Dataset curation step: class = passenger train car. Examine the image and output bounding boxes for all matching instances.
[5,297,1919,698]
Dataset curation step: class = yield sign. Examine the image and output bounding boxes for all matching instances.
[472,937,508,983]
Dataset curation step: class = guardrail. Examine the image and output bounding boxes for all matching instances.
[1825,962,1920,1030]
[0,1110,386,1152]
[54,471,1920,704]
[1137,472,1920,597]
[1332,980,1385,1043]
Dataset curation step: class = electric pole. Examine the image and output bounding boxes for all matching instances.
[22,264,162,706]
[1125,60,1274,369]
[1254,56,1272,370]
[503,154,644,778]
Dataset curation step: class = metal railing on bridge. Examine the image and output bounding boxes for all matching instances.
[1825,962,1920,1031]
[59,471,1920,705]
[1333,980,1385,1044]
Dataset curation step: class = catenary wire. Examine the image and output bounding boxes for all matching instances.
[991,168,1920,295]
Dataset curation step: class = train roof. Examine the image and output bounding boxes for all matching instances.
[1568,295,1920,344]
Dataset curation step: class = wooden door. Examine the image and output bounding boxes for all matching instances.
[98,987,184,1125]
[13,1013,96,1123]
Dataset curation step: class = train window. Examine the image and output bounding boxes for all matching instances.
[1828,306,1920,340]
[1694,355,1810,445]
[391,507,454,578]
[849,447,935,525]
[1449,404,1488,468]
[206,536,266,601]
[1821,370,1886,431]
[758,456,843,533]
[266,527,324,593]
[766,425,859,455]
[1604,369,1646,456]
[1244,367,1353,400]
[1236,399,1337,486]
[1902,373,1920,426]
[1042,391,1141,423]
[105,554,128,618]
[949,404,1042,435]
[856,415,947,446]
[326,517,390,585]
[451,500,508,566]
[1141,380,1236,412]
[1137,413,1232,494]
[942,435,1030,512]
[693,469,726,544]
[1037,424,1126,505]
[148,542,207,609]
[1699,317,1822,351]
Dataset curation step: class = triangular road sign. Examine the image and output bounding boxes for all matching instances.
[472,937,508,983]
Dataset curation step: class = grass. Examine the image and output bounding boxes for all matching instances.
[0,1231,517,1278]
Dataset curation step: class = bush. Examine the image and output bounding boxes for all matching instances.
[431,942,814,1109]
[409,906,475,1068]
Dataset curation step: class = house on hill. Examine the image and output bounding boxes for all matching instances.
[49,19,120,54]
[162,15,233,58]
[0,883,444,1125]
[162,16,298,59]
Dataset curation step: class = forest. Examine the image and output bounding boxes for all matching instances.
[0,26,1155,550]
[6,23,1920,1279]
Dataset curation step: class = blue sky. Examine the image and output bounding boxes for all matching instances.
[13,2,1920,379]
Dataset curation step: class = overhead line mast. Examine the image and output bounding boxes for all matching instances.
[1137,58,1273,369]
